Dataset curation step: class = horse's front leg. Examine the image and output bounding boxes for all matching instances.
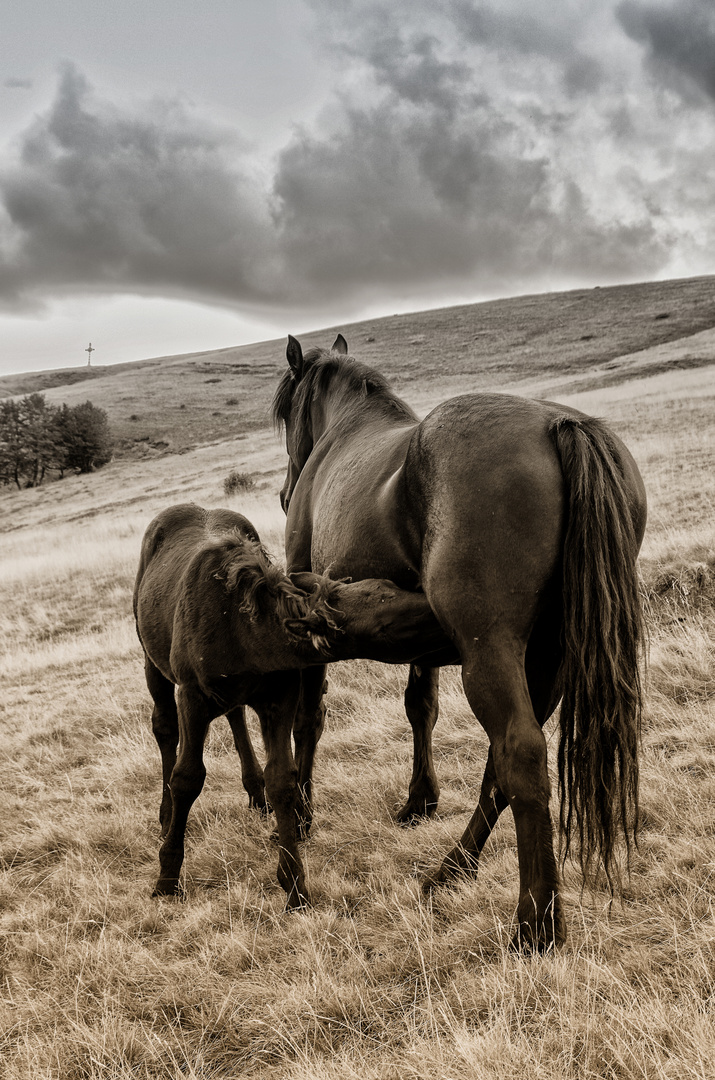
[396,663,440,823]
[153,683,216,896]
[252,674,309,909]
[225,705,267,813]
[292,665,328,839]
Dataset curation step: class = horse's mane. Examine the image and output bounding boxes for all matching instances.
[272,349,417,432]
[208,537,341,629]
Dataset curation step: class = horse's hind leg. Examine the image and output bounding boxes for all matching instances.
[424,613,563,886]
[428,641,565,951]
[154,683,216,896]
[225,706,267,813]
[423,746,508,887]
[396,664,440,823]
[145,657,179,837]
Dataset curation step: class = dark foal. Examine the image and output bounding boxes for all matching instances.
[273,335,646,949]
[134,503,445,908]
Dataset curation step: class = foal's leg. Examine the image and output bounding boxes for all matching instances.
[145,657,179,837]
[251,674,309,909]
[428,641,565,951]
[291,665,328,839]
[153,684,217,896]
[396,663,440,823]
[225,705,267,812]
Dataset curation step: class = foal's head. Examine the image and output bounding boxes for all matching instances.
[212,540,346,653]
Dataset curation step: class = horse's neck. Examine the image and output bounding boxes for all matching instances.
[315,387,396,442]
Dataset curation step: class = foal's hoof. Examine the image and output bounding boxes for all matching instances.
[510,925,561,954]
[421,867,444,895]
[249,794,270,816]
[152,878,182,899]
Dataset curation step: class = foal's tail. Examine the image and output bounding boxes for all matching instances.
[550,416,644,890]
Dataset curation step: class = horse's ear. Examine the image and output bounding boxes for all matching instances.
[332,334,348,355]
[286,335,304,378]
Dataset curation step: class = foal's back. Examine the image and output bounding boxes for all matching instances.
[134,504,259,677]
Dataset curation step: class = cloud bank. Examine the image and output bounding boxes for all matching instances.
[1,1,714,318]
[617,0,715,100]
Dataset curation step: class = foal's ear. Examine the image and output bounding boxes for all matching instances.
[286,335,304,377]
[284,617,331,652]
[332,334,348,355]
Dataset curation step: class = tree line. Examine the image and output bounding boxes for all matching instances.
[0,393,113,489]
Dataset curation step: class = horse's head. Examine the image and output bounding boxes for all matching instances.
[272,333,349,513]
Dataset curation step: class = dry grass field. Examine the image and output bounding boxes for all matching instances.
[1,281,714,1078]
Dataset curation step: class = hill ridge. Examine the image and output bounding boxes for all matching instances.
[2,274,714,461]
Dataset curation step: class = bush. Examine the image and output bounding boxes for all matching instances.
[56,402,113,474]
[0,394,113,488]
[223,470,256,497]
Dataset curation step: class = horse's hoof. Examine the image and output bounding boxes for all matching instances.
[510,916,566,954]
[421,867,449,895]
[421,848,480,894]
[285,891,312,912]
[152,879,181,898]
[395,801,438,826]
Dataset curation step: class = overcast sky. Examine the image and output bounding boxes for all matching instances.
[1,0,714,375]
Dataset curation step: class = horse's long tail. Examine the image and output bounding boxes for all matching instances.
[549,416,644,890]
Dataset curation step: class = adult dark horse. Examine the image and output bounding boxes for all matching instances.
[273,334,646,949]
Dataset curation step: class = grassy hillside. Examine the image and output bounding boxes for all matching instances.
[0,281,714,1078]
[1,274,714,460]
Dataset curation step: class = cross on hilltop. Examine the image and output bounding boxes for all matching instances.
[85,342,95,366]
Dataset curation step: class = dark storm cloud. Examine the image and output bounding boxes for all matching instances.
[617,0,715,100]
[0,65,279,311]
[273,87,662,301]
[273,2,666,300]
[2,0,710,316]
[451,0,606,92]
